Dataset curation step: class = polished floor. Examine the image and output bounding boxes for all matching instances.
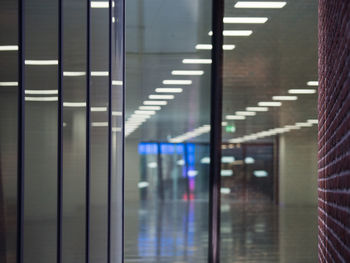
[125,200,318,263]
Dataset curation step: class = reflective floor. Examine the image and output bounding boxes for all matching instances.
[125,200,318,263]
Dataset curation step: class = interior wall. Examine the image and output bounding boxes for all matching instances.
[278,128,318,206]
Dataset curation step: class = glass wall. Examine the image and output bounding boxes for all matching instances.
[125,0,212,261]
[220,0,318,262]
[0,0,125,262]
[0,0,18,262]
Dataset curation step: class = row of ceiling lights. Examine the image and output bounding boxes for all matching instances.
[126,1,288,137]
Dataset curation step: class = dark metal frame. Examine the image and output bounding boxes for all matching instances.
[209,0,224,262]
[85,0,91,262]
[17,0,25,262]
[57,0,63,262]
[107,0,113,261]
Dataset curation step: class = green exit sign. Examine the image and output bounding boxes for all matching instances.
[225,125,236,133]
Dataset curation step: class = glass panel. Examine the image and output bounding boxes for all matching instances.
[23,0,58,261]
[125,0,212,261]
[89,0,109,262]
[0,0,18,262]
[61,0,87,262]
[220,0,318,262]
[111,0,124,262]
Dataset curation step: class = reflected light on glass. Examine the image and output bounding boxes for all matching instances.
[112,80,123,85]
[138,182,149,188]
[0,82,18,86]
[182,59,212,64]
[92,122,108,127]
[143,100,167,105]
[272,96,298,101]
[91,107,107,112]
[208,30,253,36]
[171,70,204,76]
[236,111,256,116]
[25,60,58,65]
[246,107,268,112]
[235,1,287,8]
[139,106,161,110]
[288,89,316,94]
[0,45,18,51]
[134,110,156,115]
[222,156,235,163]
[25,97,58,101]
[147,162,157,168]
[201,157,210,164]
[226,115,246,120]
[25,90,58,95]
[112,111,122,116]
[307,119,318,124]
[221,170,233,176]
[149,94,174,100]
[223,17,268,23]
[188,170,198,177]
[155,88,183,93]
[307,81,319,86]
[63,102,87,107]
[91,71,109,76]
[162,80,192,85]
[195,44,236,50]
[63,71,86,76]
[177,159,185,166]
[221,188,231,194]
[258,101,282,107]
[91,1,111,8]
[245,157,255,164]
[254,170,268,177]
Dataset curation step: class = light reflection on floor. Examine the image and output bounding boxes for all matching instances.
[125,201,318,263]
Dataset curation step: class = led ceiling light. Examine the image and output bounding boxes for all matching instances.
[272,96,298,101]
[171,70,204,76]
[112,127,121,132]
[0,82,18,86]
[223,17,268,23]
[25,60,58,65]
[162,80,192,85]
[221,170,234,176]
[155,88,183,93]
[25,90,58,95]
[63,71,86,76]
[246,107,268,112]
[208,30,253,36]
[222,122,228,126]
[63,102,86,107]
[235,1,287,8]
[149,94,174,100]
[143,100,167,105]
[91,107,107,112]
[236,111,256,116]
[91,71,109,76]
[307,81,319,86]
[139,106,161,110]
[226,115,246,120]
[258,102,282,107]
[182,59,212,64]
[25,96,58,101]
[195,44,236,50]
[0,45,18,51]
[112,80,123,85]
[288,89,316,94]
